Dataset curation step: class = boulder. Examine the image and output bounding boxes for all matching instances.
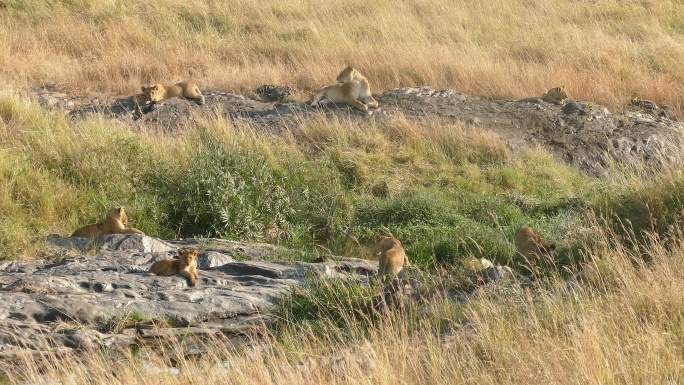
[0,237,378,363]
[47,234,176,253]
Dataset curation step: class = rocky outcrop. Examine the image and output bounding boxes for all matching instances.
[0,234,378,364]
[57,86,684,179]
[0,233,543,372]
[377,87,682,179]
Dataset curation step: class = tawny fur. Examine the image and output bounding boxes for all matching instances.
[311,66,379,111]
[541,86,568,105]
[514,226,556,263]
[374,235,410,279]
[147,248,200,286]
[71,207,144,237]
[518,85,569,105]
[135,81,205,113]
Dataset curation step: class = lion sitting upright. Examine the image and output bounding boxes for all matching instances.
[135,80,205,115]
[514,226,556,269]
[374,235,410,280]
[71,207,145,238]
[518,86,568,105]
[311,65,379,111]
[148,248,200,286]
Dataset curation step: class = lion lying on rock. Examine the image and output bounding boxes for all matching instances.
[148,248,200,286]
[518,86,568,105]
[71,207,144,238]
[311,66,379,112]
[135,80,205,115]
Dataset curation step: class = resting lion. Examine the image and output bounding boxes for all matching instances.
[147,248,200,286]
[311,66,379,111]
[518,86,568,105]
[374,235,410,279]
[71,207,144,237]
[135,81,205,115]
[514,226,556,265]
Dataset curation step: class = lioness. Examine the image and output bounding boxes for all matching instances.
[374,235,410,279]
[311,66,379,111]
[71,207,144,237]
[519,86,568,105]
[514,226,556,264]
[148,248,200,286]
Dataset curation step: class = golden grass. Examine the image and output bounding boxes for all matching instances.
[3,223,684,384]
[1,0,683,115]
[1,2,684,382]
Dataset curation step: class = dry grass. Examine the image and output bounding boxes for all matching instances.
[2,2,684,381]
[1,0,683,114]
[3,223,684,384]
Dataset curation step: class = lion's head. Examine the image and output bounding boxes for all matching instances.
[106,207,128,224]
[178,248,198,266]
[336,65,359,85]
[545,86,568,104]
[141,84,165,102]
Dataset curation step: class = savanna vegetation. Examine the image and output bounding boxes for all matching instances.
[2,0,684,384]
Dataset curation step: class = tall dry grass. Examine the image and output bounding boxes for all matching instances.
[1,0,683,114]
[3,222,684,384]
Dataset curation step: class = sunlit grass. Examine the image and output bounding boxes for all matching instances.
[3,222,684,384]
[1,0,683,115]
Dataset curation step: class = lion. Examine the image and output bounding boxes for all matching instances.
[374,235,410,279]
[514,226,556,266]
[135,81,205,115]
[541,86,568,104]
[311,66,379,111]
[518,86,568,105]
[71,207,145,237]
[147,248,200,286]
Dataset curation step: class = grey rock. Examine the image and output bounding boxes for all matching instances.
[216,261,299,279]
[47,234,176,253]
[481,265,533,287]
[477,258,533,287]
[0,237,377,360]
[58,328,103,349]
[255,84,294,102]
[197,250,234,269]
[168,238,280,261]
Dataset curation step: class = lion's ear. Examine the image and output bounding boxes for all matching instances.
[141,86,146,92]
[153,84,162,91]
[375,234,381,242]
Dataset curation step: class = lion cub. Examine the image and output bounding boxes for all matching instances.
[374,235,410,279]
[519,86,568,105]
[71,207,145,237]
[311,66,379,111]
[135,81,205,114]
[148,248,200,286]
[514,226,556,264]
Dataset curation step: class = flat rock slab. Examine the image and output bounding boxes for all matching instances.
[0,236,378,362]
[47,233,176,253]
